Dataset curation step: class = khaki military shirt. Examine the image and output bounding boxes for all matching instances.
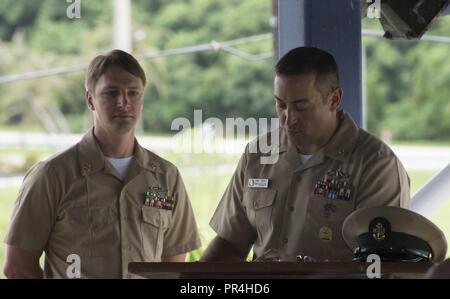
[4,129,201,278]
[210,111,410,261]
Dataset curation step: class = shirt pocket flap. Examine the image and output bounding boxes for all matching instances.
[141,206,172,228]
[243,189,277,210]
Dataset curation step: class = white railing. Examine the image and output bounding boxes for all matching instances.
[411,163,450,217]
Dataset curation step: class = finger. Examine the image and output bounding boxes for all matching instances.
[255,253,278,262]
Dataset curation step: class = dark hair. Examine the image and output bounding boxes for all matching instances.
[85,49,146,91]
[275,47,340,98]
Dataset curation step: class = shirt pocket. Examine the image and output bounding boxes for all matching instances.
[243,189,277,234]
[140,206,172,260]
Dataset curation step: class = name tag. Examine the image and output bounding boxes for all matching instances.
[248,178,269,189]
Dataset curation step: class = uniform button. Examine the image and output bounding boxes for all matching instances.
[123,216,128,220]
[296,174,302,181]
[288,206,294,212]
[283,237,288,244]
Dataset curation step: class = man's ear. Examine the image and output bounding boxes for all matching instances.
[328,87,343,112]
[85,90,95,111]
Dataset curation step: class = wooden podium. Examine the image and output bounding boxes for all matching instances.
[128,261,433,279]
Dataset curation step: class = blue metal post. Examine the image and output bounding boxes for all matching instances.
[277,0,363,127]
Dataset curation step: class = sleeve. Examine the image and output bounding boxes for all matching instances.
[209,146,257,253]
[355,155,411,209]
[161,169,202,257]
[4,162,61,251]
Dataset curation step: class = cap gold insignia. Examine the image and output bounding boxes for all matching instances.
[372,222,386,241]
[319,226,333,242]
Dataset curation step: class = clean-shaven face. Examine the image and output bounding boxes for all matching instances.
[89,66,144,135]
[274,72,338,153]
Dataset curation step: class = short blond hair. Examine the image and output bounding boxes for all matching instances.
[85,49,146,91]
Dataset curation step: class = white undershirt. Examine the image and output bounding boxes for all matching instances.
[106,156,133,180]
[299,154,312,163]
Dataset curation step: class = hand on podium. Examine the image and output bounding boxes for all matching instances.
[254,248,314,262]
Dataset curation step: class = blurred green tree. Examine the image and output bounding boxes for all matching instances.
[0,0,449,141]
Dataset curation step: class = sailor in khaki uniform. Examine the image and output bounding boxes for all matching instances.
[201,47,410,262]
[3,50,201,278]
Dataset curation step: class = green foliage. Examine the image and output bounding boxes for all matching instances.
[0,1,449,140]
[0,0,42,41]
[363,17,450,140]
[140,0,274,132]
[1,0,274,134]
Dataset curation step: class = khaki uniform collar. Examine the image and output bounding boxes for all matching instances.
[322,110,360,162]
[133,140,164,173]
[78,128,163,177]
[279,110,359,164]
[78,128,106,176]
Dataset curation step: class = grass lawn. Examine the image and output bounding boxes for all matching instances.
[0,154,448,277]
[0,187,21,278]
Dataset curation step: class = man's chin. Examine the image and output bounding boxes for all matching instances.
[287,131,303,141]
[287,134,309,148]
[111,122,136,135]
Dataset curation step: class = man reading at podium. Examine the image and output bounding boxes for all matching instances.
[201,47,410,262]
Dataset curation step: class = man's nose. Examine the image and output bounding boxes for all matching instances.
[116,91,129,107]
[285,109,298,126]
